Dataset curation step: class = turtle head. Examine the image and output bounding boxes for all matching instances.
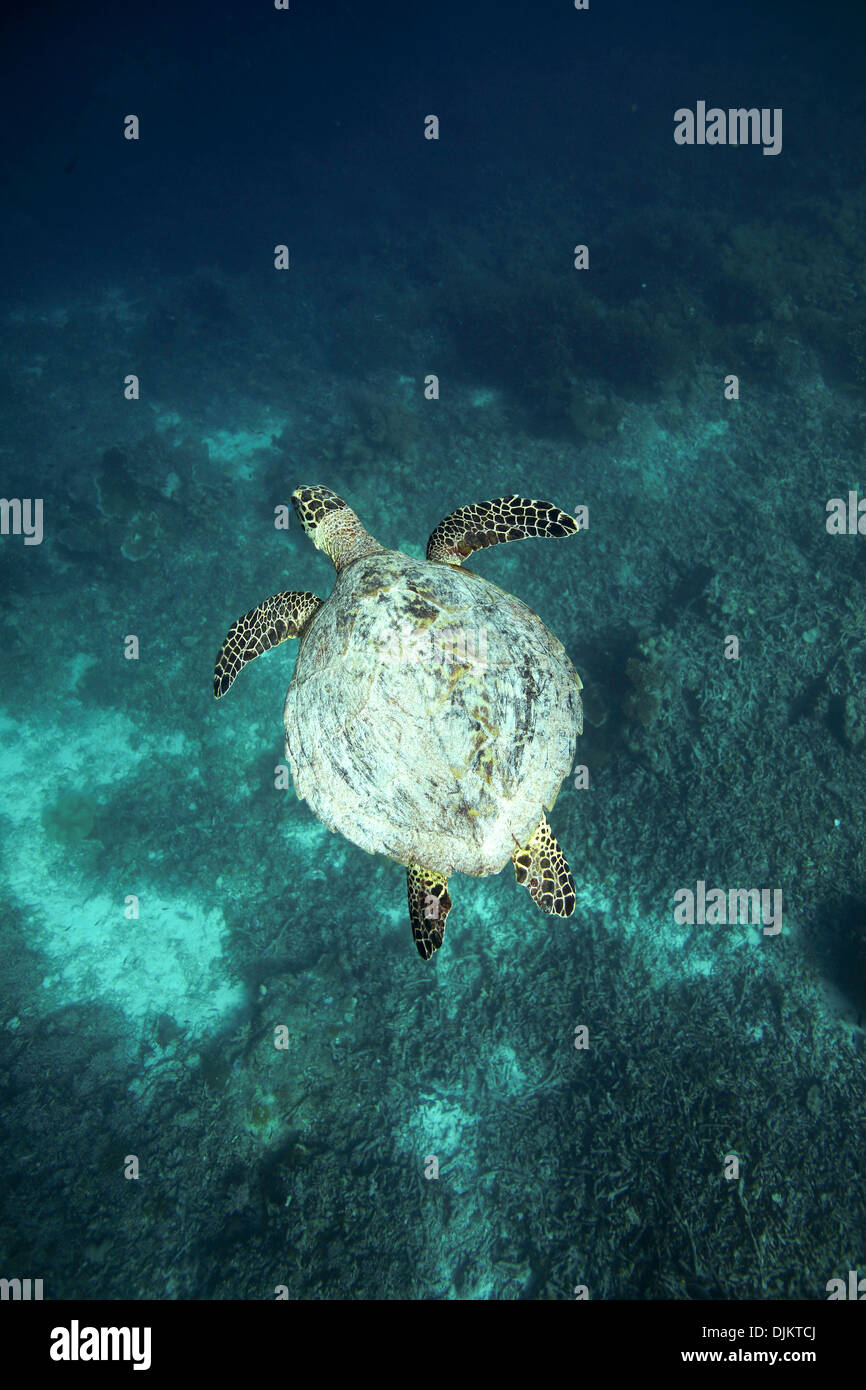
[291,485,383,571]
[291,485,347,539]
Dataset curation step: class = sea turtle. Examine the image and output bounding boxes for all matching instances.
[214,486,583,960]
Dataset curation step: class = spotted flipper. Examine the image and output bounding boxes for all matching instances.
[407,864,452,961]
[426,495,577,566]
[213,591,321,698]
[512,814,575,918]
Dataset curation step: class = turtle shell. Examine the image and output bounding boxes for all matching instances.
[283,549,582,877]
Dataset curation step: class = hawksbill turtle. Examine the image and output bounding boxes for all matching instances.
[214,486,583,960]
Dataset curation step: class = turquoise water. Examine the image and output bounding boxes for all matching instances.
[1,0,865,1300]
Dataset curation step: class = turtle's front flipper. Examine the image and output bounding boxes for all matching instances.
[426,496,577,567]
[407,864,452,961]
[213,591,321,698]
[513,814,576,918]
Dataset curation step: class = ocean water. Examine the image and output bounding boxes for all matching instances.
[1,0,865,1303]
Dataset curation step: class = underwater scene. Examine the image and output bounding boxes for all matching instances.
[1,0,865,1307]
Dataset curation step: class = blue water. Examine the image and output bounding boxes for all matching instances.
[1,0,865,1300]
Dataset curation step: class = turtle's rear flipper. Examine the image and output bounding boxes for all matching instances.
[407,864,452,961]
[513,813,576,918]
[214,591,321,698]
[426,496,577,567]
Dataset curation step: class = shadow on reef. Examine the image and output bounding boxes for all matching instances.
[803,894,866,1023]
